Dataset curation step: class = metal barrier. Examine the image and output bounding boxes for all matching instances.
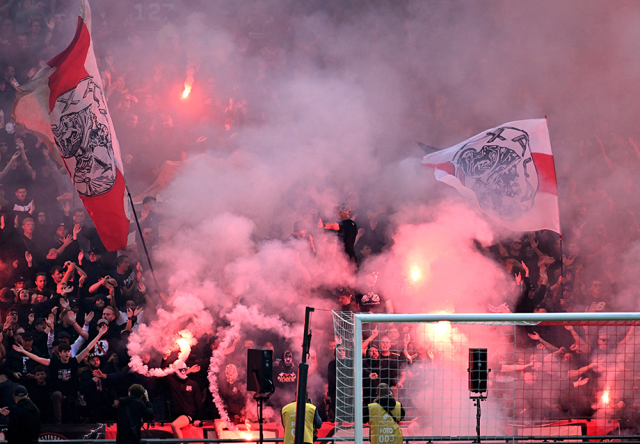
[7,436,640,444]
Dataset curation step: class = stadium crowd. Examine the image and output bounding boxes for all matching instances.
[0,0,638,434]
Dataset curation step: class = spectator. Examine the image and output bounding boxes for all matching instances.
[12,322,108,423]
[288,220,316,254]
[23,364,51,422]
[78,353,117,422]
[319,203,358,262]
[164,360,203,439]
[2,384,40,444]
[111,256,137,309]
[116,383,153,444]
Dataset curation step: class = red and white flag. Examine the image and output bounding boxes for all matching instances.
[422,119,560,233]
[12,0,130,251]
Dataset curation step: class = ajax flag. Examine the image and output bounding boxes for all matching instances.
[12,0,130,251]
[422,119,560,233]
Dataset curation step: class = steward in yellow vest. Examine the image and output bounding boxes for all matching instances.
[282,398,323,444]
[364,383,405,444]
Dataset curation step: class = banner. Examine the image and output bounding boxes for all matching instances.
[13,0,130,251]
[422,119,560,233]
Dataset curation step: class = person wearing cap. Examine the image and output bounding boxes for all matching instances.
[363,383,404,444]
[116,384,153,444]
[4,330,44,382]
[0,385,40,444]
[79,353,117,423]
[91,307,128,369]
[11,274,26,293]
[318,203,358,262]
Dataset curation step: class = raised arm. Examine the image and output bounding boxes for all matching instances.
[88,277,106,294]
[75,324,108,362]
[72,262,88,288]
[565,326,590,354]
[61,262,75,284]
[362,326,379,355]
[0,152,21,181]
[13,344,50,366]
[528,331,559,353]
[619,325,636,348]
[15,138,35,180]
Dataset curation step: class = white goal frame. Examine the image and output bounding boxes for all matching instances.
[351,311,640,444]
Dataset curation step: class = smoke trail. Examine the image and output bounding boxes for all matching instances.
[208,323,239,426]
[208,304,305,426]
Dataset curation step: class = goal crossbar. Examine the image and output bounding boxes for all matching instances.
[351,312,640,444]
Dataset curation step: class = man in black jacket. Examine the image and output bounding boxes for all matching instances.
[1,385,41,444]
[116,384,153,444]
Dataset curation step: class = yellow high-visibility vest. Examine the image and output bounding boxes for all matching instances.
[368,401,403,444]
[281,401,316,444]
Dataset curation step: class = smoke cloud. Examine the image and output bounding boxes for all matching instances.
[42,0,640,433]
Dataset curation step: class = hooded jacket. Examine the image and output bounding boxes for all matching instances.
[116,396,153,444]
[7,397,41,444]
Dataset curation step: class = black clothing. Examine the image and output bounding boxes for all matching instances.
[0,379,19,425]
[165,375,202,420]
[5,345,45,379]
[112,268,136,309]
[50,237,79,266]
[514,279,545,313]
[326,359,336,421]
[79,367,118,422]
[116,396,153,444]
[24,380,52,423]
[83,260,107,289]
[7,397,41,444]
[54,322,80,344]
[49,355,79,397]
[218,377,245,423]
[338,219,358,261]
[356,286,386,313]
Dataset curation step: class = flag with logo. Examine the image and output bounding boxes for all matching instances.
[12,0,130,251]
[422,119,560,233]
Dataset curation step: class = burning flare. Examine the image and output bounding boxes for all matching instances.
[601,389,610,406]
[242,421,252,440]
[410,266,421,282]
[182,83,192,99]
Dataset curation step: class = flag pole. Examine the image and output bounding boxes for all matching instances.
[126,187,162,293]
[545,116,564,301]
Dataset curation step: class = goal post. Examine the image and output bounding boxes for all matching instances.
[333,311,640,443]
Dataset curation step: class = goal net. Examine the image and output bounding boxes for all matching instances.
[332,311,640,442]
